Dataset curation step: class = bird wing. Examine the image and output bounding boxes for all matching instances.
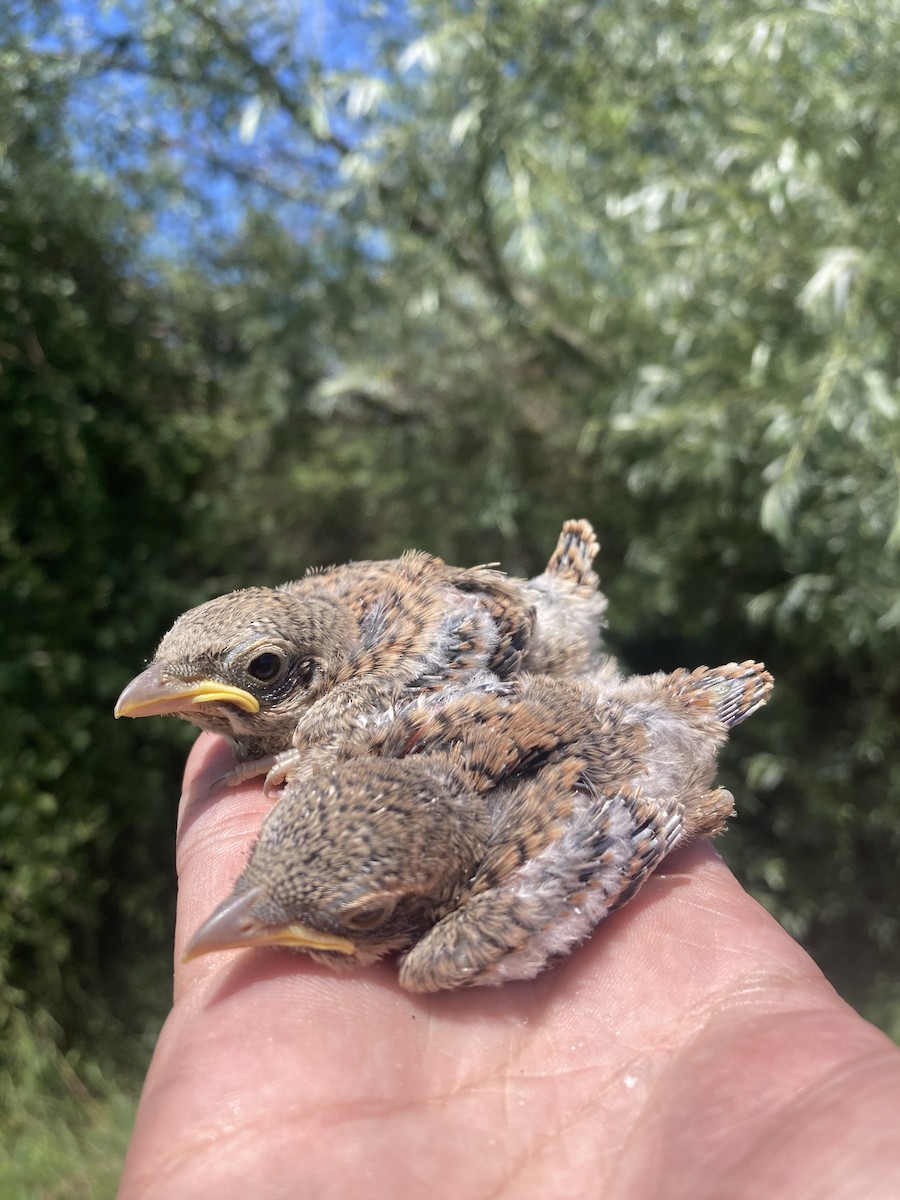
[398,754,703,992]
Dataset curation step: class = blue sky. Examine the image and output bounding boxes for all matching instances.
[21,0,417,258]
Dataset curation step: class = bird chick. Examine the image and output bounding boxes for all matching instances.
[114,520,607,767]
[184,660,773,991]
[184,753,492,969]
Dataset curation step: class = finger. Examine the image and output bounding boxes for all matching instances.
[172,733,278,1004]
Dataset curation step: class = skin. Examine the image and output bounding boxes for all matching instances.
[120,733,900,1200]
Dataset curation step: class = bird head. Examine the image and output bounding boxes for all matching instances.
[183,755,488,969]
[114,587,359,753]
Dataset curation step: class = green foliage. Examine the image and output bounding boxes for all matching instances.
[0,74,185,1064]
[2,1011,134,1199]
[2,2,900,1175]
[0,36,285,1080]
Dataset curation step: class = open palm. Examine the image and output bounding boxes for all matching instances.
[120,733,900,1199]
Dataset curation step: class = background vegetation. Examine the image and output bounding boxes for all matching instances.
[2,0,899,1191]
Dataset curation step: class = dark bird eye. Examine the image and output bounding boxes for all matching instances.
[247,652,284,683]
[341,898,396,932]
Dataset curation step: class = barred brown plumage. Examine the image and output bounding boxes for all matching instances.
[114,519,608,773]
[183,660,773,991]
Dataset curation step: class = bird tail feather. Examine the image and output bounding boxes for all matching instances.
[666,660,773,729]
[543,519,600,589]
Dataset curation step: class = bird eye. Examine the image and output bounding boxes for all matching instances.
[341,898,396,932]
[247,651,285,683]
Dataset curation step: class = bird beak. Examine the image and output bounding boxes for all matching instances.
[114,662,260,718]
[181,888,357,963]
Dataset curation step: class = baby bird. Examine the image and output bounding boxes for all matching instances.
[184,660,773,991]
[114,520,607,768]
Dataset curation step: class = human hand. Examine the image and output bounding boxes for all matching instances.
[119,733,900,1199]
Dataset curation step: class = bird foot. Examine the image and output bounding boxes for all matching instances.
[207,754,282,795]
[262,749,304,795]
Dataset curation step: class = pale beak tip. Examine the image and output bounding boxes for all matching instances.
[112,664,260,719]
[181,887,266,964]
[182,887,357,963]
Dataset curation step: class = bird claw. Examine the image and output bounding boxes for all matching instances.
[202,751,304,798]
[207,755,281,795]
[263,750,304,796]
